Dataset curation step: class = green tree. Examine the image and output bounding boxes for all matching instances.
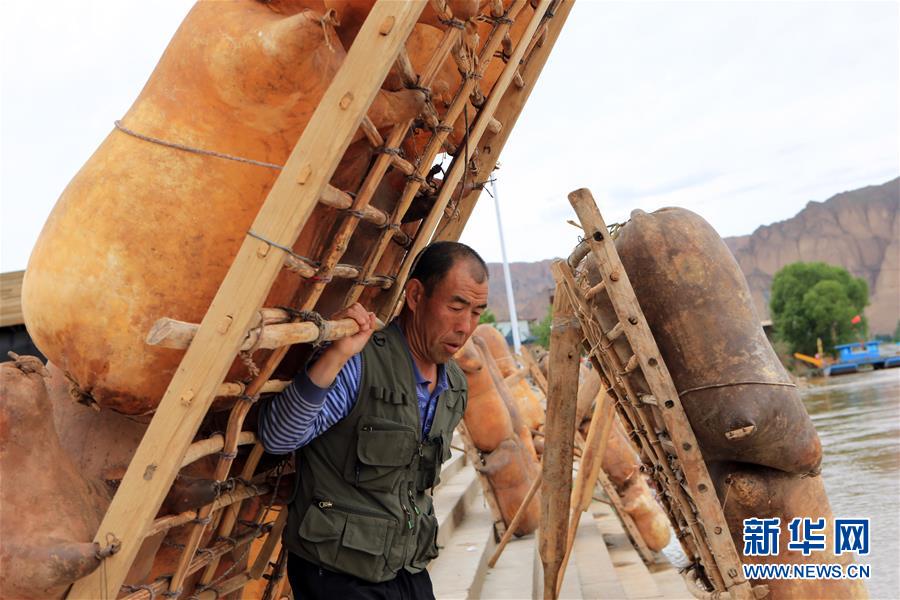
[769,262,869,355]
[478,308,497,325]
[894,320,900,342]
[531,304,553,349]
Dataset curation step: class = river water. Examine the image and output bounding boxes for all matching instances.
[803,369,900,599]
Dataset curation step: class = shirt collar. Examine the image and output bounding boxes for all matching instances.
[390,320,449,394]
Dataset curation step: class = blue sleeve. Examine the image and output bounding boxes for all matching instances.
[257,353,362,454]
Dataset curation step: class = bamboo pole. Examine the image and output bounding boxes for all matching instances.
[317,22,464,309]
[66,4,427,597]
[539,272,580,600]
[433,0,575,244]
[250,509,289,579]
[216,379,289,398]
[120,529,264,600]
[200,443,266,582]
[282,254,399,286]
[180,432,256,469]
[377,0,554,321]
[555,394,615,596]
[146,315,373,351]
[144,480,269,538]
[261,547,290,600]
[346,0,533,310]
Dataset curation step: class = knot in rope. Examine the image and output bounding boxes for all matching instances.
[277,307,328,347]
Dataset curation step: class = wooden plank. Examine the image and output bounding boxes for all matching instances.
[567,188,754,599]
[65,3,427,597]
[0,270,24,327]
[433,0,576,243]
[539,271,580,600]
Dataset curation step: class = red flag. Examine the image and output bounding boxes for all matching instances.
[851,314,862,325]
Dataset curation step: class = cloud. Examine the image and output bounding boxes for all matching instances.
[2,1,898,270]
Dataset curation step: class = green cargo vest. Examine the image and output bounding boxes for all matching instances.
[284,324,468,583]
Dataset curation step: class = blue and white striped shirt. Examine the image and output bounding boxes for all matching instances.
[257,323,449,455]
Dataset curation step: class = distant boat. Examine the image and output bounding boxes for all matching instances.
[822,340,900,376]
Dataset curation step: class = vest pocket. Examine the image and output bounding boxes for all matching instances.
[410,506,440,570]
[415,437,442,491]
[348,416,417,492]
[298,501,399,582]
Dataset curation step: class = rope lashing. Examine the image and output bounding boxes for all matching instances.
[678,381,797,397]
[238,393,260,405]
[94,533,122,560]
[478,14,514,25]
[196,548,216,560]
[114,121,282,170]
[374,145,403,156]
[276,306,328,347]
[246,230,330,284]
[161,588,183,599]
[122,584,157,600]
[239,349,261,379]
[407,83,433,102]
[214,535,238,546]
[439,16,466,29]
[191,515,212,526]
[217,449,239,460]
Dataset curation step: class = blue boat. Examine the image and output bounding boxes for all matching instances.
[823,340,900,376]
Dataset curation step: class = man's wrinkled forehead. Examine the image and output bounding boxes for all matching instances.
[437,261,488,306]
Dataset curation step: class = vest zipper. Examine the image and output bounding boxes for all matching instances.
[407,487,420,516]
[401,503,413,530]
[316,499,391,521]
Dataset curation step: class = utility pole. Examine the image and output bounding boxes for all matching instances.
[491,174,521,354]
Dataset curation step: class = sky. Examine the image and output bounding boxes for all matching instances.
[1,1,898,271]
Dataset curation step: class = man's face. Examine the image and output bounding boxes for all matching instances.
[406,260,489,364]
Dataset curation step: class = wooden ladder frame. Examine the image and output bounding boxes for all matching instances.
[67,1,574,598]
[553,188,763,600]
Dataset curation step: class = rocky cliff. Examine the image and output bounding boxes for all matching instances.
[486,260,555,322]
[488,178,899,334]
[725,178,898,334]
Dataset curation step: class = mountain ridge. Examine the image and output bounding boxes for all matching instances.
[486,178,899,334]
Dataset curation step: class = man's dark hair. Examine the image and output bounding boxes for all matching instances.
[409,241,488,295]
